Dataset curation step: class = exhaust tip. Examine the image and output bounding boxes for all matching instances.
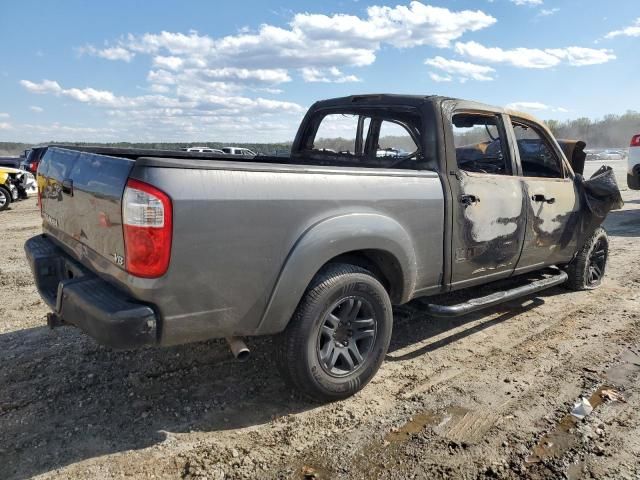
[226,336,250,362]
[235,349,250,362]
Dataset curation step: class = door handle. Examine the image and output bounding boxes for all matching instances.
[531,194,555,204]
[460,194,480,206]
[61,178,74,196]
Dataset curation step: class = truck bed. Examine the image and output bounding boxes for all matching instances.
[35,146,445,346]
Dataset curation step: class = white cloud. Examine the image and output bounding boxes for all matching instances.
[605,18,640,39]
[0,122,11,130]
[85,3,496,71]
[153,55,184,70]
[429,72,453,82]
[506,101,568,113]
[538,8,559,16]
[79,45,135,62]
[20,79,62,94]
[20,79,304,114]
[510,0,543,5]
[455,41,616,68]
[425,56,495,81]
[29,106,44,113]
[0,112,9,118]
[300,67,361,83]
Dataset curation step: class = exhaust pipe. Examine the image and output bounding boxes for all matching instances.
[46,312,65,329]
[226,336,250,362]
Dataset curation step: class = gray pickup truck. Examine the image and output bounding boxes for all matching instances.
[25,94,621,401]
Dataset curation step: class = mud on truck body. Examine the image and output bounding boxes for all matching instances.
[25,95,622,401]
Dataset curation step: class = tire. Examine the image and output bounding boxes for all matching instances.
[628,173,640,190]
[0,186,10,211]
[565,227,609,290]
[274,263,393,402]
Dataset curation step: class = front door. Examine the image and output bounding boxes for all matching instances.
[507,117,581,272]
[445,109,527,288]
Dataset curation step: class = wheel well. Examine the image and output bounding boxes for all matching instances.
[325,249,404,304]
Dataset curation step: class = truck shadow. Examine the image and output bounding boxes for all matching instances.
[0,286,569,480]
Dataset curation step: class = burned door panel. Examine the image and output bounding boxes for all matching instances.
[451,172,526,286]
[443,106,526,288]
[517,179,581,270]
[508,117,581,271]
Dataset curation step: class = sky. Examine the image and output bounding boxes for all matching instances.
[0,0,638,143]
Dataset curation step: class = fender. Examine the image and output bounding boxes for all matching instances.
[255,213,417,335]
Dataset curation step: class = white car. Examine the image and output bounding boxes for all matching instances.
[629,134,640,189]
[221,147,256,156]
[183,147,224,154]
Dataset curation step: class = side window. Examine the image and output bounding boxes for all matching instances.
[313,114,360,155]
[376,121,418,159]
[512,121,564,178]
[452,114,511,175]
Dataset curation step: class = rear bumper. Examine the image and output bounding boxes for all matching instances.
[24,235,158,349]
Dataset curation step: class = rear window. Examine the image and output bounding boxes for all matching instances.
[303,109,429,169]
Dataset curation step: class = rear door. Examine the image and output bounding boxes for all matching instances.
[443,103,527,289]
[507,117,581,272]
[38,147,134,265]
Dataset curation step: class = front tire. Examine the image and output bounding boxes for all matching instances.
[0,186,10,211]
[565,227,609,290]
[275,263,393,402]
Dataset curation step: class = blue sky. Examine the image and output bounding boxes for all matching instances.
[0,0,638,142]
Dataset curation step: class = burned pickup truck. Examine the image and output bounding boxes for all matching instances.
[25,95,622,401]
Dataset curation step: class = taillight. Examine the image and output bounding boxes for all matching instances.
[631,134,640,147]
[122,179,172,278]
[29,161,39,173]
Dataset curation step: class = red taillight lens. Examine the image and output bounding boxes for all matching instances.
[29,161,39,173]
[122,179,172,278]
[631,134,640,147]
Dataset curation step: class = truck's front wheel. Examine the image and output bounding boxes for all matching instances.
[275,263,392,402]
[565,227,609,290]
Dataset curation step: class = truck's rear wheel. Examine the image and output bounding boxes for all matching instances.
[565,227,609,290]
[0,186,10,211]
[275,263,392,402]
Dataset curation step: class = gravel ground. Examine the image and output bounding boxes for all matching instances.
[0,164,639,480]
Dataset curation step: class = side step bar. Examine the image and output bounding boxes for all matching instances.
[426,270,568,318]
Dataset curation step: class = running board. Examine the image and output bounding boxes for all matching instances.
[426,270,568,318]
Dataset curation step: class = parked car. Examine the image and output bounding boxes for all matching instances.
[598,150,626,161]
[0,157,22,169]
[0,166,30,211]
[629,134,640,189]
[221,147,256,156]
[21,146,49,174]
[25,94,621,401]
[183,147,224,154]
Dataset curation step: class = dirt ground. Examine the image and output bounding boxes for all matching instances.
[1,172,639,480]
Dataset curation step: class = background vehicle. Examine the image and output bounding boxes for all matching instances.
[25,95,621,401]
[183,146,225,154]
[0,166,30,211]
[629,134,640,189]
[21,146,48,174]
[221,146,256,156]
[0,157,22,169]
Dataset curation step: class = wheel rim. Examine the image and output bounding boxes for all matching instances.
[0,190,7,207]
[587,237,607,286]
[316,296,377,377]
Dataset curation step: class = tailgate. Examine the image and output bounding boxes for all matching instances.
[38,147,134,266]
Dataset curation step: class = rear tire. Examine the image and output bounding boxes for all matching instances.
[628,173,640,190]
[0,186,10,211]
[565,227,609,290]
[274,263,393,402]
